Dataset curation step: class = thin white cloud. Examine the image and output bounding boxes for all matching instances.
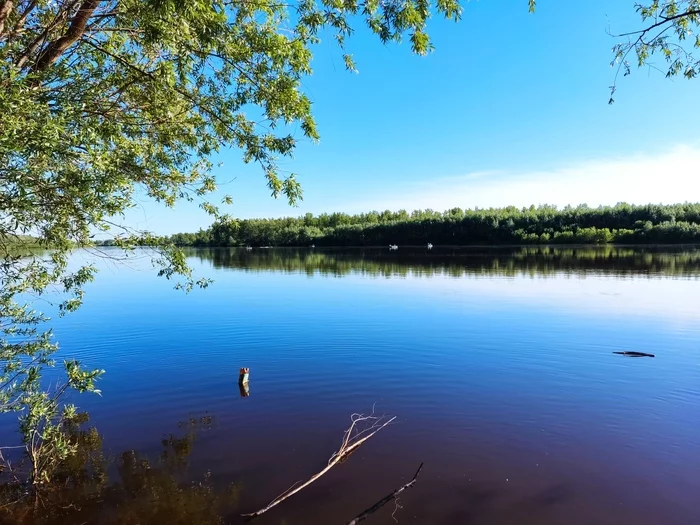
[346,144,700,212]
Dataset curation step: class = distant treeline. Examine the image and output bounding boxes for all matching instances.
[161,203,700,247]
[1,234,41,246]
[1,234,45,254]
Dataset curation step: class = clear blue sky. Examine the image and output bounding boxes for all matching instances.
[123,1,700,235]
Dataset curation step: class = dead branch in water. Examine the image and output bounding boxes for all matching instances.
[345,463,424,525]
[242,411,396,518]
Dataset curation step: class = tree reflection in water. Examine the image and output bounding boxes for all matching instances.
[0,414,241,524]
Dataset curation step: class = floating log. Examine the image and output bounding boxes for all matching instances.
[613,351,655,358]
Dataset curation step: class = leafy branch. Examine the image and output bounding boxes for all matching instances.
[609,1,700,102]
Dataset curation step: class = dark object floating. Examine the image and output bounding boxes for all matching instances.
[613,351,655,358]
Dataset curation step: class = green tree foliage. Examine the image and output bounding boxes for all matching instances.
[0,0,463,483]
[167,203,700,247]
[610,1,700,101]
[1,0,464,255]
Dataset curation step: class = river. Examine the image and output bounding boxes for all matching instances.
[2,246,699,524]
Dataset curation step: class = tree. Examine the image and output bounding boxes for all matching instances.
[0,0,465,482]
[610,1,700,102]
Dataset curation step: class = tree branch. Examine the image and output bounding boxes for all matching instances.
[615,8,700,38]
[242,412,396,518]
[0,0,13,37]
[345,463,424,525]
[15,0,81,69]
[3,0,37,42]
[32,0,103,72]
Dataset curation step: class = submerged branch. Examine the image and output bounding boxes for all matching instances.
[345,462,424,525]
[242,412,396,518]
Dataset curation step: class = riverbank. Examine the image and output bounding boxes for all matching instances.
[159,203,700,248]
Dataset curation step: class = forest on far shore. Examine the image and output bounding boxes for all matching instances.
[100,203,700,247]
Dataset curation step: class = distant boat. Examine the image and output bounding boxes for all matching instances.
[389,244,398,250]
[427,243,433,249]
[310,244,315,248]
[245,246,252,251]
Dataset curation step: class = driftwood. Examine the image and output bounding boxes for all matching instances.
[613,351,655,358]
[345,463,424,525]
[242,412,396,518]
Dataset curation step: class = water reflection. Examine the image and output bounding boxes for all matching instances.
[0,415,240,525]
[188,245,700,279]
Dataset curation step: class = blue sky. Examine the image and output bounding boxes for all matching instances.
[122,1,700,235]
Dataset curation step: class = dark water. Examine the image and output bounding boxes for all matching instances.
[4,246,700,524]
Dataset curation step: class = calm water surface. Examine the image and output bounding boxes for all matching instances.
[5,246,700,524]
